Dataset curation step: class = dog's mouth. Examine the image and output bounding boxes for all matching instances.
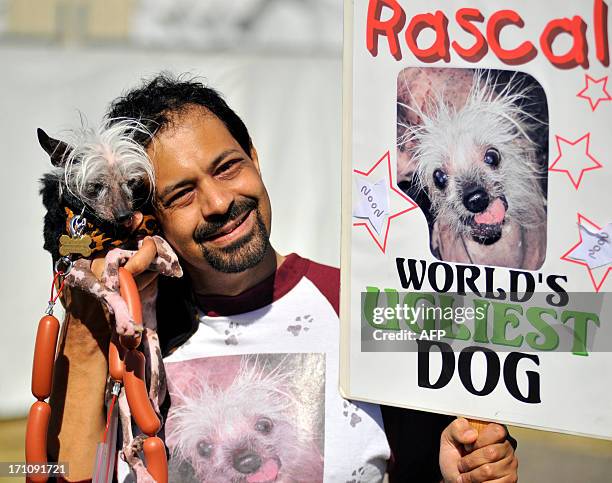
[466,196,508,245]
[245,457,281,483]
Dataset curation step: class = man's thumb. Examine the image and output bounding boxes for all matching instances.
[444,418,478,446]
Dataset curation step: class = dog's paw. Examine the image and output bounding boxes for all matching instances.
[342,400,362,427]
[224,321,242,345]
[286,314,314,336]
[114,319,137,337]
[346,466,366,483]
[104,292,138,336]
[146,235,183,278]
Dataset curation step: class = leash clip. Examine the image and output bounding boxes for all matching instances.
[111,381,121,397]
[54,256,73,276]
[45,301,55,316]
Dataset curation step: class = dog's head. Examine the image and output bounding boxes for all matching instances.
[398,69,546,245]
[38,119,154,226]
[167,359,323,482]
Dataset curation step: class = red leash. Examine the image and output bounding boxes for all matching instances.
[26,266,168,483]
[25,268,66,482]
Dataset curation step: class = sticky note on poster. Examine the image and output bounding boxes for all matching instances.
[569,222,612,269]
[352,178,389,234]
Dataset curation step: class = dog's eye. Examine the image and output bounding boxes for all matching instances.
[86,183,104,196]
[484,148,500,167]
[433,169,448,189]
[196,440,213,458]
[254,417,273,434]
[126,178,143,190]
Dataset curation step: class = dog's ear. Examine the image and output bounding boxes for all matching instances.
[37,128,71,166]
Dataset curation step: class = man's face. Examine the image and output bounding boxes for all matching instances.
[148,107,272,274]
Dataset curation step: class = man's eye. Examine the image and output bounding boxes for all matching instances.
[217,159,241,175]
[167,189,191,205]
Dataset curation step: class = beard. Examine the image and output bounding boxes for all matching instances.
[193,197,270,273]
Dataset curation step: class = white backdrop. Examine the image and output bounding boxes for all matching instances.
[0,45,341,417]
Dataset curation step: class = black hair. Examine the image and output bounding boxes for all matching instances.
[106,72,252,153]
[106,74,255,353]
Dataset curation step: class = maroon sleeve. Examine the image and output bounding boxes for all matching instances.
[304,260,340,316]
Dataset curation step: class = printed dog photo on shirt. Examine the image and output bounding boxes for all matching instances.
[164,353,325,483]
[396,67,548,270]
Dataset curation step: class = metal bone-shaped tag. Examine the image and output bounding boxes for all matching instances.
[59,234,93,257]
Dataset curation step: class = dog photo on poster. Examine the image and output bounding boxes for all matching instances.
[396,67,548,269]
[340,0,611,440]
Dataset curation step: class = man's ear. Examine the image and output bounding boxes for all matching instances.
[37,128,71,167]
[250,144,261,175]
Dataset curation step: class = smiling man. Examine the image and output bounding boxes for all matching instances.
[149,105,280,294]
[103,74,518,483]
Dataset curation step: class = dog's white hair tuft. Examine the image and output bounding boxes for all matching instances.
[399,69,546,234]
[61,117,155,204]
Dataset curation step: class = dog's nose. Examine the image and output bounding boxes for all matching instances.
[114,211,133,225]
[463,188,490,214]
[233,450,262,474]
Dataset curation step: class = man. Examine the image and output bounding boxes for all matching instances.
[102,74,517,482]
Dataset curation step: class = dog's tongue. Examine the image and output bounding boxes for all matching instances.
[474,198,506,225]
[246,459,280,483]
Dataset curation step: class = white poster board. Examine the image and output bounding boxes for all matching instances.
[340,0,612,440]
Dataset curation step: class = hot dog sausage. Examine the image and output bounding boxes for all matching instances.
[119,267,143,350]
[31,315,60,400]
[108,339,125,382]
[124,349,160,436]
[144,436,168,483]
[25,401,50,482]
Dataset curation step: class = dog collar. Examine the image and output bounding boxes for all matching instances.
[63,207,159,256]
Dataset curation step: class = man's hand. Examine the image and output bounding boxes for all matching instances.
[124,236,160,291]
[439,418,518,483]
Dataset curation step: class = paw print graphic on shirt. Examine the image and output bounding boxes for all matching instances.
[224,321,241,345]
[287,314,314,336]
[346,466,366,483]
[342,400,362,427]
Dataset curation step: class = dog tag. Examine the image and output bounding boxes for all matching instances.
[59,234,93,257]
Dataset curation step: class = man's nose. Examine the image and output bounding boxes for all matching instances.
[198,180,234,218]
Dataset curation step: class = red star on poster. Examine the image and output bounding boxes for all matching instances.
[353,151,418,253]
[576,75,612,111]
[561,214,611,292]
[549,134,603,189]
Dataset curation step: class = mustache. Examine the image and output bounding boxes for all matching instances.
[193,198,258,242]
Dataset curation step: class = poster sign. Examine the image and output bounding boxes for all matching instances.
[340,0,612,439]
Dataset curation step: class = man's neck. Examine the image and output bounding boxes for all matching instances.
[187,248,285,298]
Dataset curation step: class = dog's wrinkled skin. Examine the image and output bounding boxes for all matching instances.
[117,390,156,483]
[83,236,182,482]
[397,68,547,269]
[39,121,184,481]
[98,235,182,412]
[39,120,162,335]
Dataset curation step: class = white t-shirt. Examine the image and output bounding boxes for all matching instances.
[120,254,390,482]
